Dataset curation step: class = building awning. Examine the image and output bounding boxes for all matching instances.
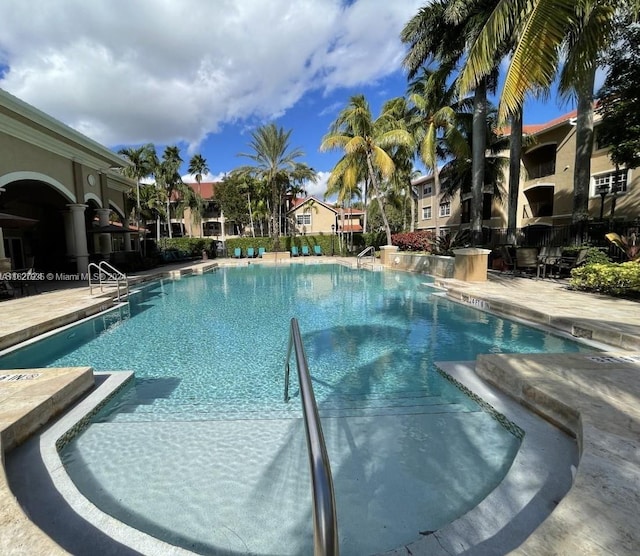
[0,212,39,228]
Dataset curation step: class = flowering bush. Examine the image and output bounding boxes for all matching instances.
[391,231,435,252]
[570,262,640,296]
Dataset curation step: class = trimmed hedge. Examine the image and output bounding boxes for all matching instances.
[158,238,217,257]
[225,235,344,256]
[570,261,640,296]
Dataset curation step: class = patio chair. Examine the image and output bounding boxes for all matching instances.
[247,247,256,258]
[313,245,322,256]
[301,246,310,256]
[498,245,517,272]
[291,246,299,257]
[233,247,242,258]
[537,246,563,278]
[515,247,540,275]
[549,248,590,278]
[258,247,266,258]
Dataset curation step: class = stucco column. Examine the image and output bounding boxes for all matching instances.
[96,207,112,257]
[65,204,89,274]
[220,212,226,241]
[379,245,399,266]
[0,227,11,272]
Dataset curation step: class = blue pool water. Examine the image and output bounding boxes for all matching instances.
[0,264,588,554]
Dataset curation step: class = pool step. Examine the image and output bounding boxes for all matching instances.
[103,391,478,423]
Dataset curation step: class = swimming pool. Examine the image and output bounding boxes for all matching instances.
[0,264,588,554]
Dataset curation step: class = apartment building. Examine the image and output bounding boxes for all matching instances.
[413,109,639,236]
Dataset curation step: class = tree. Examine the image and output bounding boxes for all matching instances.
[439,107,509,222]
[118,144,156,245]
[402,0,502,244]
[596,21,640,170]
[214,173,252,235]
[187,154,209,236]
[407,68,471,234]
[237,123,316,250]
[156,146,184,239]
[320,94,413,246]
[455,0,640,222]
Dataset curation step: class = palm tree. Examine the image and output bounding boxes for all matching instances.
[155,146,184,239]
[439,107,509,225]
[402,0,502,245]
[188,154,209,196]
[455,0,640,223]
[237,123,316,250]
[118,144,156,248]
[187,154,209,237]
[407,68,471,234]
[320,94,413,246]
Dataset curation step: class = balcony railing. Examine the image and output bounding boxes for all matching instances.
[527,160,556,180]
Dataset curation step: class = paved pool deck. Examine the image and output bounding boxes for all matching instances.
[1,261,639,555]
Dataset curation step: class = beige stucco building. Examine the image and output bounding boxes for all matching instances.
[288,197,364,236]
[413,109,638,240]
[0,88,136,274]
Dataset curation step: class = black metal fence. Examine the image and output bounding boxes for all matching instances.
[483,220,640,259]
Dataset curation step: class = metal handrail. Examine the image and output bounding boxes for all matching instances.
[356,246,375,268]
[284,318,339,556]
[88,261,129,301]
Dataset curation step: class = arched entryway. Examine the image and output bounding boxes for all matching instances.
[0,178,76,272]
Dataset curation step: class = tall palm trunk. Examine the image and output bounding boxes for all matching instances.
[433,166,442,237]
[572,66,597,224]
[507,106,523,245]
[471,79,488,246]
[366,151,392,245]
[247,192,255,238]
[271,184,280,249]
[362,176,369,234]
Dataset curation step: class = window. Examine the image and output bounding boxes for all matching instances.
[439,227,449,238]
[591,169,629,197]
[423,184,432,196]
[422,206,432,220]
[439,202,451,217]
[296,214,311,226]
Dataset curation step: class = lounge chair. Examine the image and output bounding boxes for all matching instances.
[291,246,299,257]
[247,247,256,258]
[258,247,266,258]
[313,245,322,256]
[302,245,310,256]
[233,247,242,258]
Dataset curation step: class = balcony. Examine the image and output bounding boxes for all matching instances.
[524,144,557,180]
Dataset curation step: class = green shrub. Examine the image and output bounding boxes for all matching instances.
[570,261,640,295]
[225,235,343,255]
[159,238,216,256]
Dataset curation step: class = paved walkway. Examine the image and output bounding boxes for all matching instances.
[0,263,639,555]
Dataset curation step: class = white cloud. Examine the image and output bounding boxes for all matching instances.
[0,0,421,150]
[182,172,227,184]
[306,170,332,199]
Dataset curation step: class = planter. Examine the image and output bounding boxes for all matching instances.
[453,248,492,282]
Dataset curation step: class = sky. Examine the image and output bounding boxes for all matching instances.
[0,0,586,199]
